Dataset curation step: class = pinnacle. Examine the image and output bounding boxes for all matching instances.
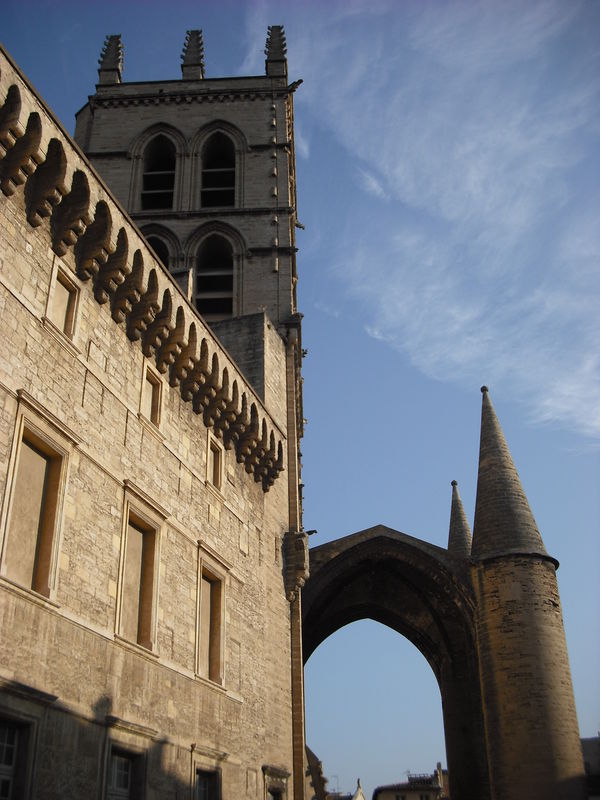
[181,30,205,79]
[471,387,549,561]
[448,479,472,559]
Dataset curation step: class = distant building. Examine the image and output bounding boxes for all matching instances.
[373,763,448,800]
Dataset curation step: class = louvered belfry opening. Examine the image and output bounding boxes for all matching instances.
[141,135,176,210]
[195,234,233,321]
[201,133,235,207]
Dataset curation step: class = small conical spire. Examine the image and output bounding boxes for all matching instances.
[265,25,287,78]
[98,35,123,85]
[448,480,472,558]
[181,30,205,80]
[472,386,550,561]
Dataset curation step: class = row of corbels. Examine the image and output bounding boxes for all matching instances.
[0,78,284,491]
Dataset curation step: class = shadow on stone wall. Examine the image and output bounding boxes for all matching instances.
[1,681,200,799]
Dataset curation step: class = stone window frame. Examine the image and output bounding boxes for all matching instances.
[195,542,229,686]
[0,391,78,601]
[206,431,224,492]
[190,744,227,800]
[0,705,40,800]
[115,482,166,653]
[184,222,246,322]
[139,363,162,429]
[128,124,187,215]
[43,254,81,344]
[104,734,148,800]
[191,121,247,211]
[262,765,290,800]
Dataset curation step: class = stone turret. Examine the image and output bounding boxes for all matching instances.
[472,387,585,800]
[181,29,205,80]
[265,25,287,78]
[472,385,549,561]
[447,479,472,559]
[97,34,123,85]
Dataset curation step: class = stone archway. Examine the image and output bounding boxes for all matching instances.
[302,524,490,800]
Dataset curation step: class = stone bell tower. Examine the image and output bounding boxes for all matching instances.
[75,27,301,332]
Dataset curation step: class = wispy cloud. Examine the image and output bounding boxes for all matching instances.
[241,0,600,438]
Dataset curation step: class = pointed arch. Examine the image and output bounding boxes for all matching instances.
[185,223,247,322]
[129,124,187,212]
[191,121,248,209]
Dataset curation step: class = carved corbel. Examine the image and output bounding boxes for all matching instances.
[0,111,43,196]
[283,530,309,602]
[214,378,241,447]
[236,404,259,468]
[95,227,130,303]
[180,337,209,401]
[24,137,68,226]
[156,305,186,373]
[126,269,159,342]
[111,248,144,323]
[192,352,220,414]
[142,289,173,358]
[203,366,230,428]
[50,170,92,255]
[75,200,113,280]
[0,84,22,156]
[225,391,249,450]
[170,322,197,388]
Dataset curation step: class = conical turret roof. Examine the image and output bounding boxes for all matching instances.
[472,387,550,561]
[448,480,472,559]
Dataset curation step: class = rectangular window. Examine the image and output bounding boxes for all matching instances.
[140,369,161,426]
[196,769,219,800]
[198,570,222,682]
[48,270,78,337]
[0,719,29,800]
[207,437,222,490]
[3,429,63,596]
[121,514,156,650]
[107,748,143,800]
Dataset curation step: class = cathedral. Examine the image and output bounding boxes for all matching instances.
[0,26,588,800]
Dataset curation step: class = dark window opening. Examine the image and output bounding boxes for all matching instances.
[195,235,233,322]
[145,236,170,268]
[141,135,175,211]
[0,719,30,800]
[201,133,235,208]
[196,769,219,800]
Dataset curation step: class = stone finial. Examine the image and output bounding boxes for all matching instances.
[98,35,123,85]
[471,387,550,561]
[181,30,205,80]
[448,480,472,559]
[265,25,287,78]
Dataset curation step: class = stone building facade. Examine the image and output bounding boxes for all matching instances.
[0,29,307,800]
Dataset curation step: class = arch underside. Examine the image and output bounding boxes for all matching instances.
[302,528,490,800]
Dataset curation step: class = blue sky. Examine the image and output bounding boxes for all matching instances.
[3,1,599,797]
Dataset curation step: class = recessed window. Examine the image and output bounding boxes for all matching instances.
[141,369,161,426]
[141,135,175,211]
[196,769,219,800]
[195,235,233,321]
[107,748,144,800]
[121,512,157,650]
[201,132,235,208]
[2,429,64,597]
[198,567,222,683]
[48,269,78,337]
[207,436,222,490]
[0,718,30,799]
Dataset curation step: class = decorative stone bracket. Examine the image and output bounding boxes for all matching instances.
[283,530,309,602]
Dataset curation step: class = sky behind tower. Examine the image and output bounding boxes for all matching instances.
[2,1,599,797]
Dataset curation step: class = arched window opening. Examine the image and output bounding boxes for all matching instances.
[196,235,233,321]
[141,135,175,210]
[146,235,170,268]
[201,133,235,207]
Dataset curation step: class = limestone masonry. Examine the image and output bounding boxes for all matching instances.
[0,27,588,800]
